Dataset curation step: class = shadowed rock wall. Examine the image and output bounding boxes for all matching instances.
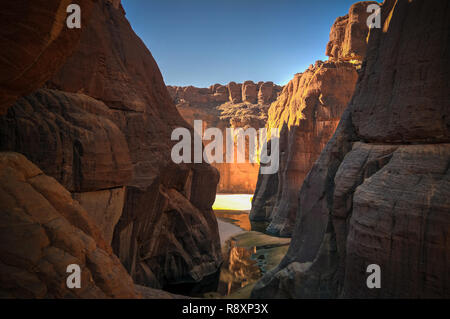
[252,0,450,298]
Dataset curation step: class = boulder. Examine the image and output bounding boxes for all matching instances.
[0,152,137,298]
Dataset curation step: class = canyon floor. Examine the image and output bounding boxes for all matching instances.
[192,194,291,299]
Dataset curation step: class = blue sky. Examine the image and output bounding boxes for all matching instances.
[122,0,357,87]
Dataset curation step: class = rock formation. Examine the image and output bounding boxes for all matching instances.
[0,89,133,244]
[168,81,282,111]
[168,82,282,193]
[250,1,375,236]
[252,0,450,298]
[0,152,138,298]
[326,1,377,61]
[49,0,222,289]
[0,0,95,115]
[1,0,222,293]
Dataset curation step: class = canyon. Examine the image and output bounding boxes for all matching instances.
[168,82,282,193]
[251,0,450,298]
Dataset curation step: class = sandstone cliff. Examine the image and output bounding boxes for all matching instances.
[168,82,282,193]
[250,1,376,236]
[252,0,450,298]
[0,0,222,293]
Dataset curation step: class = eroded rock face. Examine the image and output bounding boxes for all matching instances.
[250,61,358,236]
[326,1,378,61]
[0,152,138,298]
[0,88,132,246]
[250,0,374,236]
[168,82,282,193]
[72,187,125,245]
[0,0,95,115]
[228,82,243,104]
[252,0,450,298]
[1,0,222,290]
[48,0,222,288]
[0,89,133,193]
[242,81,258,104]
[168,81,282,109]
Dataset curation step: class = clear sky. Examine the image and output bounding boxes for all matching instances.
[122,0,358,87]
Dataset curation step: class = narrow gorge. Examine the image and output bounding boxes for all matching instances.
[0,0,448,300]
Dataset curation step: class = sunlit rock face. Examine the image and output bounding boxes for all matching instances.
[326,1,379,61]
[1,0,222,290]
[250,1,373,236]
[252,0,450,298]
[0,89,132,245]
[168,82,282,194]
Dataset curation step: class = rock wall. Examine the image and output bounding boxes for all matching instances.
[168,81,282,108]
[326,1,378,61]
[1,0,222,292]
[0,0,95,115]
[249,1,374,236]
[0,89,132,245]
[0,152,138,298]
[168,82,282,194]
[0,0,138,299]
[252,0,450,298]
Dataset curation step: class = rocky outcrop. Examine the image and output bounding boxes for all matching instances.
[326,1,378,61]
[48,0,222,289]
[0,152,138,298]
[250,1,372,236]
[168,82,282,193]
[252,0,450,298]
[0,0,95,115]
[228,82,243,104]
[1,0,222,291]
[0,89,132,245]
[0,89,133,193]
[242,81,258,104]
[168,81,282,110]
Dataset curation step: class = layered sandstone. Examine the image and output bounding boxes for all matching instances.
[252,0,450,298]
[1,0,222,291]
[168,82,282,193]
[48,0,222,289]
[0,152,138,298]
[250,1,372,236]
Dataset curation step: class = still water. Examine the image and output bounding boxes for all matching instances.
[212,194,268,233]
[165,194,271,298]
[211,194,270,297]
